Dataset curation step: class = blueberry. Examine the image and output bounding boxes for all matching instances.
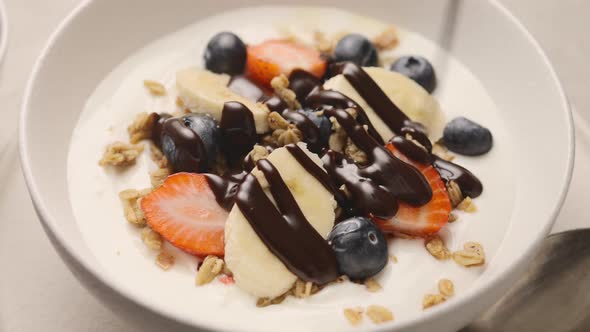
[443,117,493,156]
[203,32,247,75]
[161,114,220,172]
[328,217,388,280]
[390,56,436,93]
[333,34,378,67]
[298,108,332,145]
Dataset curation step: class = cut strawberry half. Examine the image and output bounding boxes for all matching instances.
[141,173,227,256]
[246,40,327,87]
[373,143,451,237]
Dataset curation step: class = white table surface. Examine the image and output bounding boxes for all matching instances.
[1,0,588,331]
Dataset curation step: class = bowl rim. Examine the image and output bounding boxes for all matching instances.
[18,0,575,331]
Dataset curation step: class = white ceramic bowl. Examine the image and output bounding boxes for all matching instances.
[19,0,573,331]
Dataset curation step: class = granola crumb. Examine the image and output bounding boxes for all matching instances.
[247,145,270,164]
[150,167,170,189]
[156,252,175,270]
[438,279,455,298]
[345,137,369,164]
[119,188,151,226]
[425,235,451,260]
[144,80,167,96]
[176,96,185,108]
[389,255,398,263]
[329,116,347,152]
[274,125,302,146]
[373,26,399,51]
[432,142,455,161]
[343,307,364,326]
[99,141,144,167]
[268,111,291,131]
[457,197,477,213]
[292,279,318,298]
[423,294,446,309]
[270,74,301,110]
[448,213,458,223]
[366,305,394,324]
[453,242,485,267]
[196,255,224,286]
[256,292,289,307]
[128,112,157,144]
[365,278,382,292]
[141,226,163,251]
[446,181,464,208]
[149,143,169,169]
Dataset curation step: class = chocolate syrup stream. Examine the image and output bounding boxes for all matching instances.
[391,136,432,165]
[220,101,258,169]
[160,117,209,172]
[235,160,339,284]
[433,156,483,198]
[333,62,411,135]
[285,144,349,210]
[282,111,323,153]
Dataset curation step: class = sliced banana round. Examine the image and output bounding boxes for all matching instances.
[176,68,270,134]
[224,143,336,299]
[324,66,445,141]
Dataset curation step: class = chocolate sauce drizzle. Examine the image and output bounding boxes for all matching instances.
[234,159,339,284]
[160,116,209,172]
[153,62,484,285]
[219,101,258,168]
[333,62,412,135]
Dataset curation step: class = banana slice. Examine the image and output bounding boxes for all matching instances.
[324,67,445,141]
[176,68,270,134]
[224,143,336,298]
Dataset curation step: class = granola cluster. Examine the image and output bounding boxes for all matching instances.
[343,305,394,326]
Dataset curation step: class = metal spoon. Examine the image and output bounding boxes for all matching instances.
[462,229,590,332]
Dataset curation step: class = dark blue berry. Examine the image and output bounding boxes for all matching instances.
[161,114,220,172]
[298,108,332,146]
[443,117,493,156]
[333,34,378,67]
[204,32,247,75]
[390,56,436,93]
[328,217,388,280]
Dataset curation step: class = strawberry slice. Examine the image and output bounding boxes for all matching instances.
[246,40,327,87]
[373,143,451,237]
[141,173,227,256]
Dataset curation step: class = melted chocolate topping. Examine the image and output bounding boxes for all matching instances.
[282,110,324,153]
[220,101,258,168]
[161,117,209,172]
[205,172,245,211]
[235,159,339,284]
[323,107,432,214]
[151,112,171,145]
[285,144,349,210]
[288,69,322,101]
[433,156,483,198]
[333,62,411,136]
[264,95,289,114]
[391,136,432,165]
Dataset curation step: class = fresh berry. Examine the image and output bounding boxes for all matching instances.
[297,108,332,147]
[141,173,228,256]
[161,114,220,173]
[246,40,326,87]
[443,117,493,156]
[390,56,436,93]
[333,34,378,67]
[204,32,247,75]
[328,217,388,280]
[373,144,451,237]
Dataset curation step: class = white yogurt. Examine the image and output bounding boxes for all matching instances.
[67,7,515,332]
